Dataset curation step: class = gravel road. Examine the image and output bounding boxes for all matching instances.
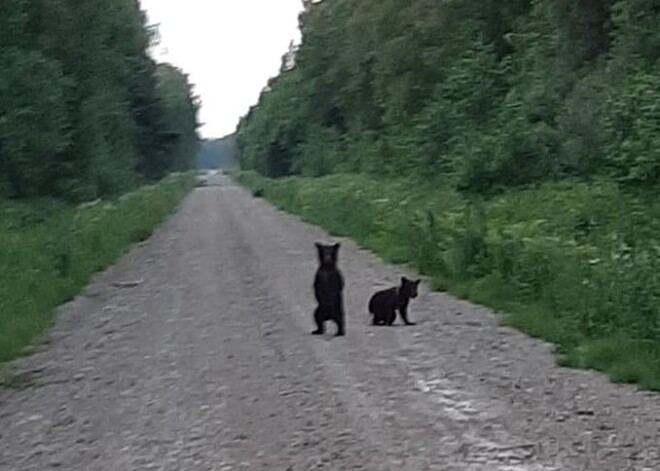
[1,175,659,470]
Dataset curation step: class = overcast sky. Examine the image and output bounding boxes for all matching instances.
[140,0,303,139]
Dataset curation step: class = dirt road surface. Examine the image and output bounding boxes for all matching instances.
[1,175,659,470]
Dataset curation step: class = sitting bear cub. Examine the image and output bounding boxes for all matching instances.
[368,277,420,326]
[312,242,345,336]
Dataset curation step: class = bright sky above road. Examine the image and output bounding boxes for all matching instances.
[140,0,303,139]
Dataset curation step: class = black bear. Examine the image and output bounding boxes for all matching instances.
[368,277,420,326]
[312,242,345,336]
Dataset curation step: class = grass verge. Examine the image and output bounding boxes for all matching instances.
[236,170,660,391]
[0,173,194,364]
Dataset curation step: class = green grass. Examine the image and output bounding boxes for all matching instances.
[0,173,194,364]
[236,170,660,392]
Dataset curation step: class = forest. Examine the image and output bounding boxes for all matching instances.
[0,0,200,201]
[0,0,199,363]
[197,134,237,171]
[237,0,659,188]
[236,0,660,390]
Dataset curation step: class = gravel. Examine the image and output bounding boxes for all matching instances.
[1,175,659,470]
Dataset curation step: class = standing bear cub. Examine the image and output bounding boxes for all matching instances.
[369,277,421,326]
[312,242,345,336]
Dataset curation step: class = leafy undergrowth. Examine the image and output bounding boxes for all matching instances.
[0,173,194,364]
[237,170,660,391]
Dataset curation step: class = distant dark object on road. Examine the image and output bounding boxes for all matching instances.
[253,188,264,198]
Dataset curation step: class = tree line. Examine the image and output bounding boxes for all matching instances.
[236,0,660,193]
[197,134,237,171]
[0,0,200,201]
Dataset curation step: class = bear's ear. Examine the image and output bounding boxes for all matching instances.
[401,276,408,285]
[415,279,421,285]
[333,242,341,249]
[315,242,322,249]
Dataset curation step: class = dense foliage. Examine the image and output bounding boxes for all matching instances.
[0,0,200,201]
[197,134,237,170]
[237,0,660,192]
